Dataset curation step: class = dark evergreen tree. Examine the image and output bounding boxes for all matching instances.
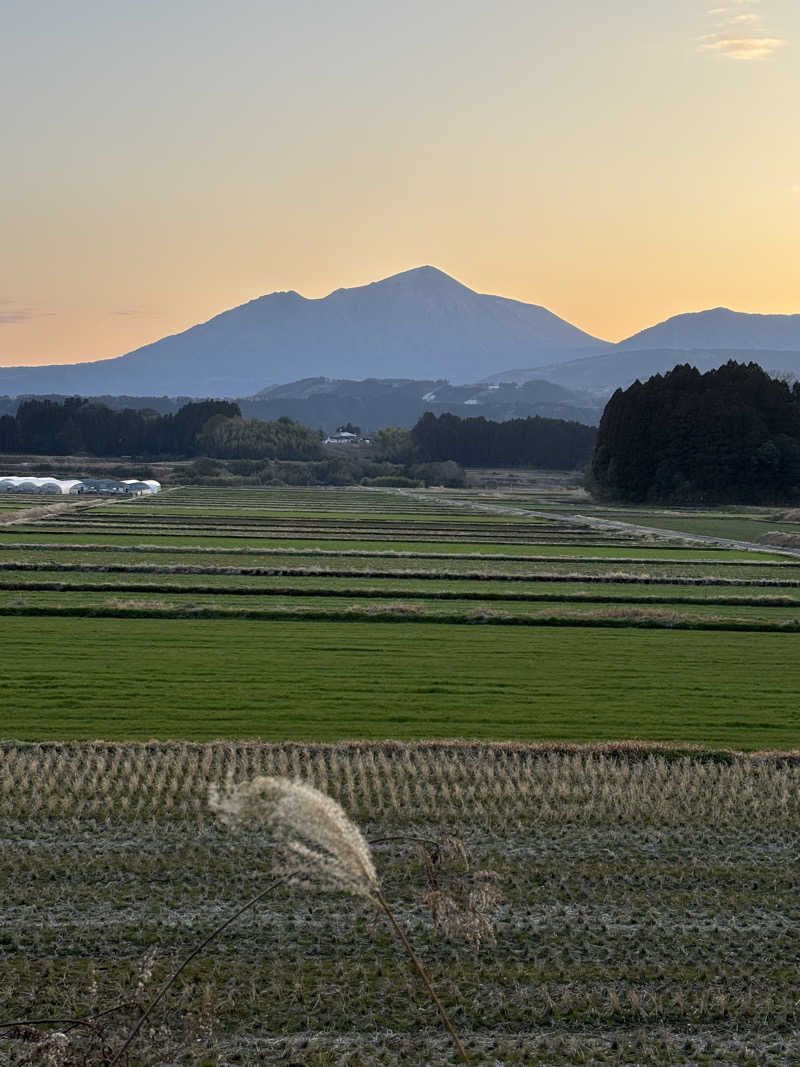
[589,361,800,503]
[410,411,596,469]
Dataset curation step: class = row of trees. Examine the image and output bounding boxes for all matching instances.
[0,397,324,462]
[408,412,596,469]
[589,361,800,503]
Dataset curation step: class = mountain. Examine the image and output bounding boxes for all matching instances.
[486,349,800,395]
[0,267,606,398]
[486,309,800,396]
[616,308,800,351]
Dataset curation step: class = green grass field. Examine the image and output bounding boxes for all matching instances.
[3,616,799,747]
[2,483,800,748]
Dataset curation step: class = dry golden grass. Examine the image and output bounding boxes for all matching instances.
[2,742,799,1064]
[2,740,798,826]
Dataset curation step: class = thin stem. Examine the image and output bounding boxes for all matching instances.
[375,888,472,1066]
[108,872,292,1066]
[368,835,440,848]
[0,1001,137,1034]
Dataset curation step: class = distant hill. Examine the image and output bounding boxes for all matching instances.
[0,267,606,398]
[487,349,800,396]
[616,308,800,351]
[0,377,606,430]
[242,376,605,430]
[486,308,800,396]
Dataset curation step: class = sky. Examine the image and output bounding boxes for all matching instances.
[2,0,799,367]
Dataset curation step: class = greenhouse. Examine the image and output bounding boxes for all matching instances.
[0,476,160,495]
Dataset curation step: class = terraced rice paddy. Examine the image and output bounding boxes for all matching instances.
[2,484,800,744]
[2,483,799,1064]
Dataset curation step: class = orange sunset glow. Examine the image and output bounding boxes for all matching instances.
[3,0,799,368]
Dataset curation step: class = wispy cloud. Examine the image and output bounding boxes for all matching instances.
[698,35,786,58]
[697,2,786,60]
[0,302,53,326]
[110,307,159,318]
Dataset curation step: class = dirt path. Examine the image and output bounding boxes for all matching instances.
[0,496,108,528]
[391,488,800,560]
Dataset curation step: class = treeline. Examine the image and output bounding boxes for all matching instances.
[408,412,597,468]
[589,361,800,504]
[185,455,465,488]
[0,397,324,461]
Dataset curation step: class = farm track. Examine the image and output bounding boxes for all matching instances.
[395,488,800,559]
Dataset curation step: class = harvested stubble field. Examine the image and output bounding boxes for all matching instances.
[1,742,798,1065]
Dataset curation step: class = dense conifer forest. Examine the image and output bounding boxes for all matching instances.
[410,411,596,469]
[589,361,800,503]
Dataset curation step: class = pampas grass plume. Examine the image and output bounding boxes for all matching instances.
[209,775,379,899]
[209,775,472,1065]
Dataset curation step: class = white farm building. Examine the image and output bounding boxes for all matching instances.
[0,476,161,496]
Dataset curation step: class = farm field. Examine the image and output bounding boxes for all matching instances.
[1,741,797,1064]
[2,617,800,746]
[1,483,800,744]
[2,482,799,1065]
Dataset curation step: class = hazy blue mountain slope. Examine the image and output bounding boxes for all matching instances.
[242,376,604,430]
[486,349,800,396]
[616,308,800,350]
[0,267,606,398]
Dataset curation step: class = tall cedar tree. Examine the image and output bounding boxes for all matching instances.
[589,361,800,504]
[410,412,596,469]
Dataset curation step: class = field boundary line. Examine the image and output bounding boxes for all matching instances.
[2,602,800,632]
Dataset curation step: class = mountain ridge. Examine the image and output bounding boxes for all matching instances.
[617,307,800,351]
[0,267,607,398]
[2,268,799,401]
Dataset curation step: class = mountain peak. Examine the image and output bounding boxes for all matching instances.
[0,267,606,397]
[618,306,800,351]
[358,264,469,294]
[378,264,453,282]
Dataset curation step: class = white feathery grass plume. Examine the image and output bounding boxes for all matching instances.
[209,774,472,1064]
[208,776,379,899]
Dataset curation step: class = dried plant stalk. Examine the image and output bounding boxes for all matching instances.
[209,776,472,1065]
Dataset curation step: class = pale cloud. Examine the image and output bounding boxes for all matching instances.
[0,303,53,325]
[697,2,786,59]
[698,35,786,57]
